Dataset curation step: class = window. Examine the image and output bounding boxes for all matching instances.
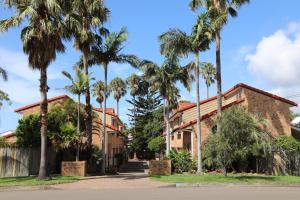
[177,133,181,140]
[171,135,174,140]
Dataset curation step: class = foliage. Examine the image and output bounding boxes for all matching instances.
[148,136,164,153]
[0,66,11,109]
[273,136,300,152]
[202,106,271,175]
[127,86,162,159]
[16,115,41,148]
[16,100,86,149]
[62,67,92,97]
[164,150,196,173]
[92,80,109,107]
[0,137,12,148]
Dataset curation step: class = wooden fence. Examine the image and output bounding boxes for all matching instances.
[0,148,56,177]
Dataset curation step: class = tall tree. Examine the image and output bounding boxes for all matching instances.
[62,67,91,161]
[90,27,140,173]
[0,67,10,108]
[160,13,212,172]
[92,80,109,108]
[190,0,250,134]
[0,0,68,180]
[141,54,191,155]
[109,77,127,115]
[201,62,216,98]
[65,0,110,147]
[126,74,143,135]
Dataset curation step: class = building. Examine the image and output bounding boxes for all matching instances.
[0,130,16,143]
[165,83,298,157]
[12,95,126,159]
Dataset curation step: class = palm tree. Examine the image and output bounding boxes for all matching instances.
[109,77,127,116]
[62,67,92,161]
[90,27,140,173]
[201,62,216,98]
[141,54,191,155]
[160,13,212,172]
[0,0,68,180]
[65,0,110,147]
[92,80,109,108]
[0,66,10,108]
[190,0,250,134]
[126,74,142,134]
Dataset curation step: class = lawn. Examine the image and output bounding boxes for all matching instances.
[0,176,80,187]
[150,174,300,185]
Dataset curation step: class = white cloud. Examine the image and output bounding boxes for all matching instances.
[0,47,63,104]
[245,22,300,87]
[244,22,300,111]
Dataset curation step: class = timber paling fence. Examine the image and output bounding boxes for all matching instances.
[0,147,56,177]
[258,150,300,176]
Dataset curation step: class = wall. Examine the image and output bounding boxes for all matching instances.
[242,88,292,136]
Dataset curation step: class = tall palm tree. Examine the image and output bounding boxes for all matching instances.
[62,67,92,161]
[0,67,10,108]
[160,13,212,172]
[126,74,142,134]
[65,0,110,147]
[201,62,216,98]
[92,80,109,108]
[190,0,250,134]
[90,27,140,173]
[109,77,127,116]
[141,54,191,155]
[0,0,68,180]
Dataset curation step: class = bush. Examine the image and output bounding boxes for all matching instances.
[273,136,300,152]
[202,106,271,175]
[164,150,195,173]
[148,136,164,153]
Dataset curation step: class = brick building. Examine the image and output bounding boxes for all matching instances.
[12,95,126,158]
[165,83,298,157]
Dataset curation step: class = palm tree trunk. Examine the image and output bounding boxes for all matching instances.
[216,30,222,135]
[38,67,48,180]
[83,51,92,147]
[117,99,119,116]
[207,85,209,99]
[101,63,108,174]
[76,94,80,162]
[195,53,202,173]
[133,95,136,135]
[165,99,171,155]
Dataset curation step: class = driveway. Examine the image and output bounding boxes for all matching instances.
[54,160,172,189]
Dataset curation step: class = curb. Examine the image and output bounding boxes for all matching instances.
[175,183,300,188]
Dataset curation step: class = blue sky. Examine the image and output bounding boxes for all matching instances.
[1,0,300,132]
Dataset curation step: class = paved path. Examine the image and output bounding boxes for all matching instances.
[54,160,172,189]
[2,187,300,200]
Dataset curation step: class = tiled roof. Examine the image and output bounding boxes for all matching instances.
[163,99,245,136]
[14,95,70,112]
[170,83,297,119]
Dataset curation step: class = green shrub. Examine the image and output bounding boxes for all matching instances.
[202,106,271,175]
[148,136,164,153]
[164,150,195,173]
[273,136,300,152]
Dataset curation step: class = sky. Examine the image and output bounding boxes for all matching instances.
[1,0,300,132]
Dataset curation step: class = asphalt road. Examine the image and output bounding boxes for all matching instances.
[1,186,300,200]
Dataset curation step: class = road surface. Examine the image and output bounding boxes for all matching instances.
[1,186,300,200]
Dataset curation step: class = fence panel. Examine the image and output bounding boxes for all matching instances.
[0,148,35,177]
